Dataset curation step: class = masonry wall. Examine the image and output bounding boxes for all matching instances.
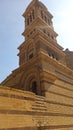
[0,85,73,130]
[65,50,73,70]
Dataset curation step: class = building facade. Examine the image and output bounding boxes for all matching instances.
[1,0,73,129]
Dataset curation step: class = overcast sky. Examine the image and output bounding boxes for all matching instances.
[0,0,73,82]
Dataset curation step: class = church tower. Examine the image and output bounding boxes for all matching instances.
[1,1,73,129]
[18,0,65,66]
[2,0,73,97]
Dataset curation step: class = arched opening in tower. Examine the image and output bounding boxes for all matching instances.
[31,81,37,95]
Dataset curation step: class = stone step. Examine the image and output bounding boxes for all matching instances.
[32,104,47,108]
[34,102,45,106]
[32,96,47,111]
[32,106,47,111]
[35,98,45,102]
[35,96,45,101]
[35,101,45,104]
[32,102,47,111]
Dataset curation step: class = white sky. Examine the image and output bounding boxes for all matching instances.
[53,0,73,50]
[0,0,73,82]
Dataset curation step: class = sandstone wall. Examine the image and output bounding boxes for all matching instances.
[65,50,73,70]
[0,85,73,130]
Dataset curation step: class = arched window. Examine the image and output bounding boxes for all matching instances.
[43,29,46,33]
[32,9,35,19]
[52,53,55,58]
[30,15,32,22]
[27,18,29,25]
[45,16,47,22]
[41,11,44,19]
[48,19,50,25]
[48,32,50,37]
[27,43,34,60]
[31,81,37,95]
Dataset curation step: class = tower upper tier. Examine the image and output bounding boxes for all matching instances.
[18,0,66,66]
[23,0,53,29]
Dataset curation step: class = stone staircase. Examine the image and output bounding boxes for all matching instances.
[32,96,47,111]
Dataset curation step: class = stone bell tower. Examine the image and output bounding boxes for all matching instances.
[2,0,73,97]
[17,0,66,95]
[1,1,73,130]
[18,0,59,96]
